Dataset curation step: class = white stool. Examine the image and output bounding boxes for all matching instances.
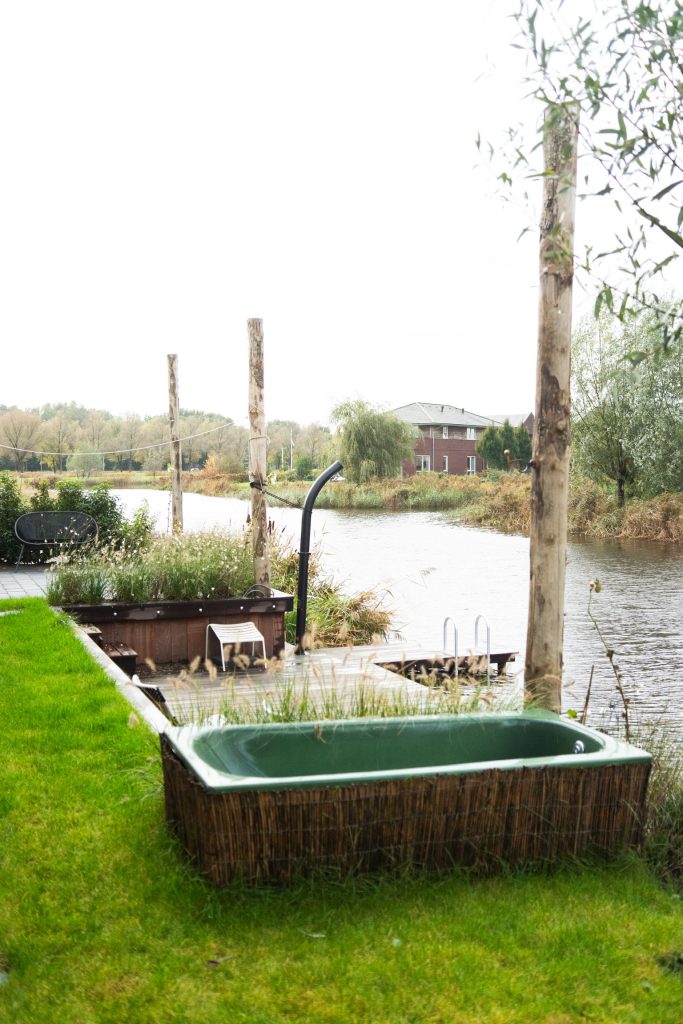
[205,622,266,671]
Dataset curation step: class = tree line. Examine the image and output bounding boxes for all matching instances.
[0,402,334,478]
[2,307,681,501]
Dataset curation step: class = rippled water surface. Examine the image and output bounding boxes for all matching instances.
[114,490,683,733]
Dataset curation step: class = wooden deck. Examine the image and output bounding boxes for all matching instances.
[144,642,521,724]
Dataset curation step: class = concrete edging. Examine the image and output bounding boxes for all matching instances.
[69,618,170,735]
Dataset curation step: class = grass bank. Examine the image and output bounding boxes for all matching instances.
[201,473,683,543]
[2,599,683,1022]
[11,470,683,541]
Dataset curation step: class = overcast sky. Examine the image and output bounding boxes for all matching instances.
[1,0,620,430]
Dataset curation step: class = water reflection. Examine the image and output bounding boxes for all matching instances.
[113,490,683,733]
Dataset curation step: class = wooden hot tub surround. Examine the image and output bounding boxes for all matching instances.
[64,591,293,668]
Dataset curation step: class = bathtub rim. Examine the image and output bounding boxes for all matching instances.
[162,712,652,793]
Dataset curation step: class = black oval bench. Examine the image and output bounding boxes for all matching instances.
[14,511,98,564]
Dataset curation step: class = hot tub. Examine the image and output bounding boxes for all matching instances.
[160,713,651,884]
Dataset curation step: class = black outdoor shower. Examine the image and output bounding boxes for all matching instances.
[295,461,343,653]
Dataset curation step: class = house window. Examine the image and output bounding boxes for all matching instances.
[442,426,449,439]
[466,455,477,475]
[466,427,476,441]
[416,455,431,472]
[442,455,449,473]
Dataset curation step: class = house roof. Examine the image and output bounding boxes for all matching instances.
[484,413,534,428]
[392,402,496,428]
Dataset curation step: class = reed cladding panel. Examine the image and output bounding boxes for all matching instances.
[161,738,650,885]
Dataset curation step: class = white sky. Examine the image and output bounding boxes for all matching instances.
[0,0,620,429]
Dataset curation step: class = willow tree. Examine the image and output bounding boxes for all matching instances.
[331,401,416,483]
[573,305,683,501]
[497,0,683,357]
[486,0,683,711]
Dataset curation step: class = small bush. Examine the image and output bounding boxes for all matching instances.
[29,480,56,511]
[0,476,155,564]
[0,472,26,563]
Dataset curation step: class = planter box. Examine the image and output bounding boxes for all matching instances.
[65,592,293,668]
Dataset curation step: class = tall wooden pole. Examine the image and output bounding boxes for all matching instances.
[525,103,579,712]
[248,318,271,588]
[167,353,183,533]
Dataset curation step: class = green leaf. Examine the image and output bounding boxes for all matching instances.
[652,254,678,275]
[652,179,683,202]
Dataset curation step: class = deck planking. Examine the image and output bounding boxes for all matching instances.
[147,642,521,724]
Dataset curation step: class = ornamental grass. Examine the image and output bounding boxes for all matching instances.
[45,529,393,647]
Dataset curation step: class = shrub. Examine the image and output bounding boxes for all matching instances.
[29,480,56,511]
[58,483,125,545]
[0,472,26,563]
[0,477,155,564]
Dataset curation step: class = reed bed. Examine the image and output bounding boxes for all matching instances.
[630,721,683,886]
[185,472,681,542]
[619,492,683,542]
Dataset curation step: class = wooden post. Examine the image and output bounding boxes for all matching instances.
[248,318,271,588]
[524,103,579,712]
[167,354,183,533]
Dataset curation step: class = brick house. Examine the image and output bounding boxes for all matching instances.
[395,401,532,477]
[393,402,501,477]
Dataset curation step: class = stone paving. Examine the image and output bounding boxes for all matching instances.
[0,565,48,599]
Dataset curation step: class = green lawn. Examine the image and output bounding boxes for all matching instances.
[1,599,683,1023]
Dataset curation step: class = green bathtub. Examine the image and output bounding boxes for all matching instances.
[161,713,652,884]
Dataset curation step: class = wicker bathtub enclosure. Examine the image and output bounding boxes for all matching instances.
[160,714,652,885]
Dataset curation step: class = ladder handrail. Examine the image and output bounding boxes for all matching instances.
[443,617,458,680]
[474,614,491,678]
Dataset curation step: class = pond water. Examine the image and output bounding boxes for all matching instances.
[113,489,683,734]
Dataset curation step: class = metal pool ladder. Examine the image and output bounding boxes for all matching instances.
[443,613,492,679]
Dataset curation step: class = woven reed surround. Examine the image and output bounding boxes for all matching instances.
[160,736,651,885]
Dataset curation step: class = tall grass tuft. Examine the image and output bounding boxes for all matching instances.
[164,656,511,726]
[47,530,261,604]
[620,492,683,542]
[632,723,683,887]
